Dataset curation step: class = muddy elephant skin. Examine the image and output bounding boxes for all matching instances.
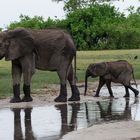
[0,28,80,103]
[84,60,139,97]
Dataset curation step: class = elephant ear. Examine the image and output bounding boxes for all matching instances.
[93,62,108,76]
[5,28,34,60]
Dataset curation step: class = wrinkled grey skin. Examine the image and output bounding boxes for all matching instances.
[0,28,80,103]
[84,60,139,97]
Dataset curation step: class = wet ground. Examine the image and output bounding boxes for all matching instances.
[0,98,140,139]
[0,84,140,140]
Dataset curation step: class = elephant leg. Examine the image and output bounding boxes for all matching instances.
[67,64,80,101]
[24,108,35,139]
[12,108,23,139]
[10,61,22,103]
[22,71,34,102]
[54,69,68,102]
[21,54,35,102]
[124,86,130,97]
[94,77,105,97]
[106,80,114,97]
[127,85,139,97]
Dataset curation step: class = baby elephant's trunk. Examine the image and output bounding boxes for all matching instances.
[84,69,90,96]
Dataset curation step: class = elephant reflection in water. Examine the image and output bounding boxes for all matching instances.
[55,98,138,138]
[96,98,138,121]
[55,103,80,138]
[11,108,35,140]
[12,104,80,140]
[11,99,138,140]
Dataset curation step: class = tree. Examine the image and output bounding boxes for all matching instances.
[7,2,140,50]
[64,4,126,50]
[52,0,124,12]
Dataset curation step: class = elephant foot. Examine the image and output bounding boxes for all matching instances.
[68,96,80,101]
[70,85,80,101]
[123,95,129,98]
[10,97,22,103]
[135,90,139,97]
[21,96,33,102]
[110,95,114,98]
[54,95,67,102]
[94,94,100,97]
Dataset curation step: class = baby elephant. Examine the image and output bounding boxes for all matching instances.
[84,60,139,97]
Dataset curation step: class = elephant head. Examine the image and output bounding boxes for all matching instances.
[0,32,7,59]
[0,28,35,61]
[84,62,108,95]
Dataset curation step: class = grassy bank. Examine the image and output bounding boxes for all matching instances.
[0,49,140,97]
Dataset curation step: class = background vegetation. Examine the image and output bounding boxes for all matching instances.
[6,1,140,50]
[0,50,140,98]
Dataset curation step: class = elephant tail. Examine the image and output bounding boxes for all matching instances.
[132,69,137,88]
[74,53,78,81]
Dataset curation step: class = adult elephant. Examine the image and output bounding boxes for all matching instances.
[0,28,80,103]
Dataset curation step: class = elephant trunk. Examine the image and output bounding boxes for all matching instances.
[84,69,90,96]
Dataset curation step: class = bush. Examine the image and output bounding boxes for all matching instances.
[6,4,140,50]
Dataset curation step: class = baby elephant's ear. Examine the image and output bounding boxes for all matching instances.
[93,62,107,76]
[5,28,34,60]
[88,64,95,71]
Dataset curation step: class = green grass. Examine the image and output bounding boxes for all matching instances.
[77,49,140,81]
[0,49,140,98]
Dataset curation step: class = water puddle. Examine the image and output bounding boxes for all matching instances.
[0,97,140,140]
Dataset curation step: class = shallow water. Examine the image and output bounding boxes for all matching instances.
[0,97,140,140]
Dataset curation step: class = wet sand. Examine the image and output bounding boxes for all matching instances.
[62,121,140,140]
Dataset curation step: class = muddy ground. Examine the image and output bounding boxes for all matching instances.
[0,81,100,108]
